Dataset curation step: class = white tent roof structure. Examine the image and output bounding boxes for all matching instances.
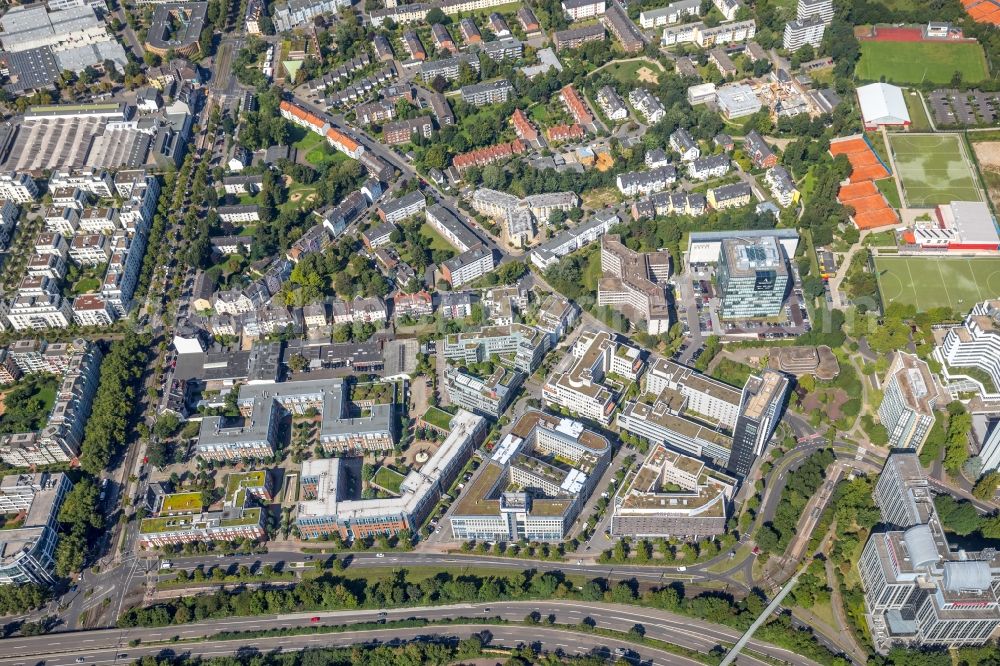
[857,82,910,126]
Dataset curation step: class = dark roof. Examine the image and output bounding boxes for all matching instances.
[3,47,59,92]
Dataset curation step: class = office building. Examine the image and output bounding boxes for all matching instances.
[878,353,938,450]
[444,365,523,418]
[297,410,486,539]
[543,330,644,424]
[196,378,395,460]
[714,237,788,318]
[725,371,789,477]
[450,411,610,541]
[597,234,672,335]
[860,452,1000,652]
[611,445,735,538]
[137,477,265,547]
[0,472,71,586]
[443,323,550,374]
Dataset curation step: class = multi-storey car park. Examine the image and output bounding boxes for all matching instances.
[449,410,610,542]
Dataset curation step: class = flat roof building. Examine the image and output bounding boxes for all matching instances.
[197,378,395,460]
[879,353,938,450]
[0,472,71,586]
[597,234,672,335]
[450,410,610,541]
[716,235,791,319]
[297,410,486,539]
[860,452,1000,652]
[611,445,735,538]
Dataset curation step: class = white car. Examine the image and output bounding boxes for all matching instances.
[375,553,385,558]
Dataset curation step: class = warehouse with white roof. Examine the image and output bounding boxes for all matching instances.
[857,82,910,129]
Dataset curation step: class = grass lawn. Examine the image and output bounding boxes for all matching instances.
[875,256,1000,311]
[595,59,665,86]
[371,466,406,495]
[420,223,457,253]
[875,178,902,209]
[72,277,102,294]
[856,41,989,85]
[580,186,623,208]
[422,406,454,431]
[306,144,347,167]
[889,133,983,206]
[903,89,932,131]
[528,102,557,127]
[863,229,898,247]
[283,183,320,212]
[293,130,324,152]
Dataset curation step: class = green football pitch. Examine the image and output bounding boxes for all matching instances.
[856,41,990,85]
[888,133,983,207]
[875,256,1000,311]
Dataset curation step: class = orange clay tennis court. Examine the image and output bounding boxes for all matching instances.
[829,137,891,182]
[837,179,899,230]
[963,0,1000,25]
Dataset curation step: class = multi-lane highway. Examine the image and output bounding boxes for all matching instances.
[0,601,820,666]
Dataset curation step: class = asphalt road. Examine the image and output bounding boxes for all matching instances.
[0,601,817,666]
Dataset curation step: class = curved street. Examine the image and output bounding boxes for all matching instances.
[0,600,819,666]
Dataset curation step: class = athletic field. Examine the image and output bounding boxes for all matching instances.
[856,41,989,85]
[875,256,1000,311]
[888,134,983,207]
